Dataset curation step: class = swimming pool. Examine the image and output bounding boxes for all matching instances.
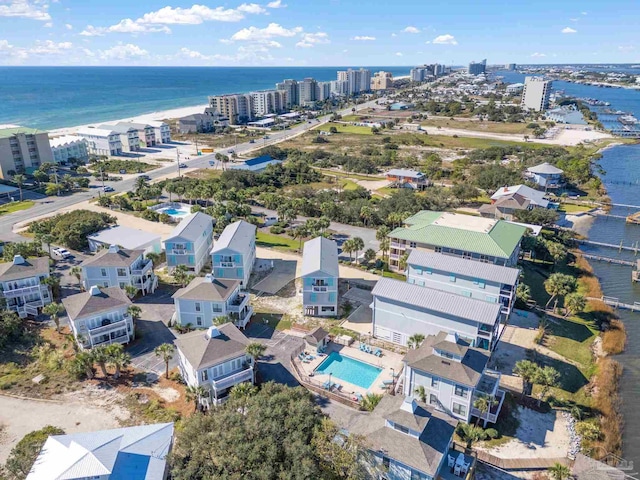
[150,202,191,218]
[314,352,382,390]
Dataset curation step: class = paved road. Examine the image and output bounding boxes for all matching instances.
[0,99,383,241]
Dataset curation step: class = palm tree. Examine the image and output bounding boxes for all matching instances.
[123,285,138,299]
[414,385,427,403]
[544,273,577,311]
[342,239,355,262]
[564,293,586,318]
[473,394,497,427]
[213,315,232,326]
[535,365,560,406]
[134,176,148,196]
[398,252,409,272]
[92,345,110,377]
[13,174,26,202]
[154,343,175,379]
[42,275,60,300]
[360,205,374,227]
[351,237,365,265]
[291,224,310,252]
[548,463,570,480]
[43,302,64,333]
[68,351,95,379]
[458,423,489,449]
[185,385,208,412]
[230,382,257,407]
[108,349,131,379]
[407,333,425,349]
[145,252,160,266]
[379,237,390,263]
[513,359,539,399]
[40,233,54,258]
[361,393,383,412]
[127,305,142,321]
[245,342,266,368]
[70,266,83,290]
[173,264,194,288]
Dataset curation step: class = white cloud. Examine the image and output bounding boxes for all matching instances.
[424,40,431,44]
[237,3,266,14]
[44,21,52,27]
[0,39,74,63]
[0,0,51,21]
[65,23,72,30]
[432,34,457,45]
[177,47,210,60]
[570,17,579,22]
[29,40,73,54]
[80,20,171,36]
[99,43,149,60]
[267,0,286,7]
[618,45,635,52]
[295,31,329,48]
[403,26,420,34]
[581,11,587,15]
[391,33,397,37]
[561,27,577,33]
[531,52,546,57]
[395,52,403,56]
[352,35,375,41]
[230,22,302,42]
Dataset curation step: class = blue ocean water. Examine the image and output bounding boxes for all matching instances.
[0,66,410,130]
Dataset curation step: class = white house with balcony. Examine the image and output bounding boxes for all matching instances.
[301,236,339,317]
[402,331,506,426]
[80,245,157,296]
[0,255,52,318]
[210,220,256,287]
[172,274,252,330]
[147,120,172,143]
[406,250,520,322]
[76,127,122,156]
[175,324,254,407]
[49,135,89,164]
[99,123,140,152]
[371,278,503,351]
[165,212,214,273]
[125,122,157,147]
[63,285,134,349]
[525,162,564,190]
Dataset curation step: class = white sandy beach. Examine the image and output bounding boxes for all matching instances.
[48,104,208,137]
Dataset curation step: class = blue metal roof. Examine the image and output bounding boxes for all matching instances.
[110,452,151,480]
[244,155,277,166]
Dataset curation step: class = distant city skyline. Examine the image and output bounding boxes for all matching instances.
[0,0,638,66]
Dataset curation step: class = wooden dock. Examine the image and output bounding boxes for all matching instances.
[586,296,640,312]
[474,450,570,470]
[578,239,640,253]
[580,253,635,266]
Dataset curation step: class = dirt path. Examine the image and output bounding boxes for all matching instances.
[0,388,130,463]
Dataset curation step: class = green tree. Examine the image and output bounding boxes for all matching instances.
[564,293,586,318]
[472,394,497,427]
[534,365,560,406]
[185,384,208,412]
[42,302,64,333]
[230,382,257,401]
[398,252,409,271]
[513,359,539,399]
[361,393,383,412]
[456,423,497,449]
[127,305,142,321]
[544,273,577,311]
[407,333,425,349]
[363,248,377,265]
[107,344,131,379]
[172,264,194,287]
[67,351,95,379]
[245,342,266,370]
[359,205,374,227]
[351,237,365,264]
[516,283,531,306]
[342,238,355,262]
[91,345,110,377]
[311,417,370,479]
[548,462,571,480]
[155,343,175,379]
[124,284,138,299]
[12,174,26,202]
[70,266,83,290]
[4,426,65,479]
[414,385,427,403]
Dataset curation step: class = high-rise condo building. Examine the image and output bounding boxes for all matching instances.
[521,76,552,112]
[371,71,393,90]
[298,77,318,105]
[251,90,287,116]
[468,59,487,75]
[208,93,254,124]
[275,79,299,107]
[0,127,54,179]
[336,68,372,95]
[410,68,426,82]
[315,81,332,101]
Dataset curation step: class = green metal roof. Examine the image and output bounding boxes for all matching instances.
[390,211,527,259]
[0,127,43,139]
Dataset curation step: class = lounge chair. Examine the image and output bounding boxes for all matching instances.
[298,352,305,360]
[447,455,455,468]
[323,380,331,389]
[332,383,342,391]
[359,343,366,351]
[364,346,372,354]
[454,465,461,477]
[305,355,315,361]
[382,379,393,386]
[374,348,382,357]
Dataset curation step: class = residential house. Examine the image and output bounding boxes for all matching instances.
[176,114,214,134]
[386,168,429,189]
[27,423,174,480]
[98,123,140,152]
[489,184,550,209]
[210,220,256,286]
[345,395,457,480]
[0,126,54,178]
[81,245,157,296]
[227,155,283,172]
[175,324,254,407]
[125,122,157,147]
[388,211,527,270]
[402,331,506,426]
[165,212,214,273]
[147,120,172,143]
[526,162,564,190]
[478,193,532,221]
[371,278,502,350]
[172,274,253,329]
[0,255,51,318]
[545,105,586,125]
[301,237,339,317]
[62,285,133,349]
[87,226,162,256]
[406,250,520,320]
[76,127,122,156]
[49,135,89,164]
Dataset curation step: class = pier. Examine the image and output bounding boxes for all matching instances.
[577,239,640,253]
[580,253,635,266]
[586,296,640,312]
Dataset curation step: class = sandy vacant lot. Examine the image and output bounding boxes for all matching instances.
[0,387,129,463]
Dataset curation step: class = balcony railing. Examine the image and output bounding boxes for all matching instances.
[1,283,46,298]
[210,367,253,393]
[312,285,329,292]
[131,259,153,275]
[471,389,505,424]
[92,332,129,348]
[171,249,187,255]
[390,242,406,249]
[228,293,248,310]
[219,262,236,268]
[230,306,253,328]
[88,317,128,336]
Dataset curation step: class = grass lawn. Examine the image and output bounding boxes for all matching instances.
[252,312,293,331]
[341,115,362,122]
[184,168,223,180]
[256,231,300,252]
[316,122,373,135]
[0,200,34,216]
[382,269,406,281]
[341,180,359,191]
[91,159,156,174]
[421,117,531,135]
[558,203,592,214]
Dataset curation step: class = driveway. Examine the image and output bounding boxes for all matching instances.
[244,321,303,387]
[251,258,298,294]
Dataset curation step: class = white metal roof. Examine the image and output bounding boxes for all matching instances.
[87,226,160,250]
[301,236,339,277]
[211,220,256,255]
[372,278,502,325]
[49,135,86,148]
[527,162,563,174]
[76,127,117,137]
[166,212,213,242]
[386,168,425,179]
[490,184,550,208]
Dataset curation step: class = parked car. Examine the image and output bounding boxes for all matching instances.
[52,247,71,258]
[139,174,151,181]
[102,185,114,192]
[178,163,188,168]
[249,139,255,143]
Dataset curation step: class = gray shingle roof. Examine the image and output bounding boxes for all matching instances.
[98,123,137,134]
[166,212,213,243]
[62,286,131,320]
[174,323,250,370]
[527,162,563,174]
[304,326,329,345]
[348,395,456,477]
[372,278,502,325]
[0,256,49,281]
[81,246,143,268]
[404,332,489,387]
[211,220,256,256]
[172,276,240,302]
[407,250,520,286]
[301,236,339,277]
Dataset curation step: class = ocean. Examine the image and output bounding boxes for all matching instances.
[0,66,411,130]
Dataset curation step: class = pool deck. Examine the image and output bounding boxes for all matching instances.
[296,342,404,399]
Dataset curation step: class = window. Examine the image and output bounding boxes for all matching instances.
[201,370,208,381]
[486,295,498,303]
[100,268,107,277]
[462,251,472,259]
[478,281,486,289]
[434,246,442,253]
[454,385,469,398]
[431,377,439,388]
[409,242,417,248]
[393,423,409,434]
[103,282,109,287]
[195,302,201,312]
[321,306,335,312]
[117,268,127,277]
[119,282,126,289]
[415,268,423,275]
[429,394,438,405]
[461,290,472,298]
[196,316,202,326]
[212,303,222,313]
[452,403,467,416]
[425,268,432,275]
[449,274,456,283]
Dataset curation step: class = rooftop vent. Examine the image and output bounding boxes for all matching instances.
[205,326,221,339]
[400,396,418,413]
[108,245,119,253]
[12,254,25,265]
[441,360,451,366]
[89,285,101,296]
[204,273,215,282]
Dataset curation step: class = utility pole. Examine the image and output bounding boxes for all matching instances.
[176,148,181,177]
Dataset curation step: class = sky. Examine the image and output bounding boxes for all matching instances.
[0,0,638,66]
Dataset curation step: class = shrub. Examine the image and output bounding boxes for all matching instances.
[270,225,285,234]
[27,210,116,250]
[4,426,65,478]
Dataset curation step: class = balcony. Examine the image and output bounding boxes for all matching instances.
[390,241,406,249]
[218,262,237,268]
[470,389,505,425]
[171,249,187,255]
[131,259,153,275]
[210,367,253,394]
[1,283,46,298]
[389,253,400,260]
[92,331,130,348]
[87,317,129,336]
[312,285,329,292]
[230,306,253,329]
[228,293,249,311]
